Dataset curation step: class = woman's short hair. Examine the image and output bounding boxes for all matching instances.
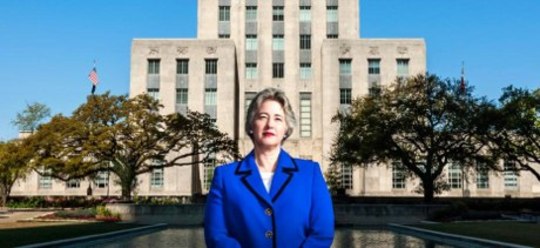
[245,88,296,141]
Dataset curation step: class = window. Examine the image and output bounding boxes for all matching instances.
[204,154,217,191]
[148,59,160,74]
[327,6,338,22]
[392,162,406,189]
[300,63,312,80]
[299,6,311,22]
[245,92,257,115]
[300,93,312,137]
[205,59,218,74]
[339,59,352,75]
[340,89,352,105]
[66,179,80,189]
[448,163,462,189]
[368,59,381,75]
[147,88,159,100]
[218,34,230,39]
[94,171,109,188]
[272,35,284,51]
[300,35,311,50]
[205,88,217,106]
[246,35,258,51]
[504,161,518,189]
[246,6,257,21]
[273,63,284,78]
[397,59,409,77]
[341,164,353,190]
[327,34,338,39]
[476,163,489,189]
[176,88,188,105]
[273,6,284,21]
[38,169,52,189]
[219,6,230,21]
[177,59,189,74]
[245,63,257,80]
[150,168,164,188]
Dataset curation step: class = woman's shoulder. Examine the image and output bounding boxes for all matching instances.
[214,161,241,174]
[292,157,320,171]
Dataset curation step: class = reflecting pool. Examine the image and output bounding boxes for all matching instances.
[82,227,455,248]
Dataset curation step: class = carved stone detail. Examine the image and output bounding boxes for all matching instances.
[397,46,408,54]
[340,43,351,56]
[207,46,217,54]
[369,46,379,55]
[177,46,189,55]
[148,47,159,55]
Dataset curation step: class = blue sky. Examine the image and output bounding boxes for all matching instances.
[0,0,538,140]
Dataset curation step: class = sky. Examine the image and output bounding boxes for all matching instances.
[0,0,539,141]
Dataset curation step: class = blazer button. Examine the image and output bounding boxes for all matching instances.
[265,208,273,216]
[265,231,273,239]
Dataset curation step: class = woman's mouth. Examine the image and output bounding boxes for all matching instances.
[262,132,275,137]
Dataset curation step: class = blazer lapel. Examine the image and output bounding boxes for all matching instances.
[269,149,299,202]
[236,151,273,206]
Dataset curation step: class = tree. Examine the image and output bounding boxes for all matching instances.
[0,140,32,206]
[324,163,343,196]
[12,102,51,133]
[330,74,496,202]
[488,87,540,181]
[28,92,239,200]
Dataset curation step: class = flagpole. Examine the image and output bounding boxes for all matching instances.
[460,61,466,94]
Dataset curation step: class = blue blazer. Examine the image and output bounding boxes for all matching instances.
[204,149,334,248]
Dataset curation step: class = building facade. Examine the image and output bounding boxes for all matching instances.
[11,0,540,198]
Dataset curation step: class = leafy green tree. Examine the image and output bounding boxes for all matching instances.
[28,92,239,200]
[488,87,540,180]
[330,74,496,202]
[12,102,51,133]
[0,140,32,206]
[324,163,343,195]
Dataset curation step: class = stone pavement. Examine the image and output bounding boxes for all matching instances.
[0,210,52,224]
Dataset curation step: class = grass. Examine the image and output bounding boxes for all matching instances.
[0,222,145,247]
[412,221,540,247]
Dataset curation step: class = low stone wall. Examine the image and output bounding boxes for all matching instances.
[334,204,445,226]
[106,203,205,226]
[107,203,446,226]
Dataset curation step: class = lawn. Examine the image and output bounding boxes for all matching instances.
[412,221,540,247]
[0,222,145,247]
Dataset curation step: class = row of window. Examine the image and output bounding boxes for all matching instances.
[148,59,217,75]
[339,162,520,190]
[38,171,109,189]
[245,34,312,51]
[218,5,336,23]
[339,59,409,77]
[37,161,521,192]
[146,88,218,107]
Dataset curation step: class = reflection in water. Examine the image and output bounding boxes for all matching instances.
[84,227,455,248]
[332,228,453,248]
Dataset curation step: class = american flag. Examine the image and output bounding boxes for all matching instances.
[88,66,99,94]
[88,67,99,86]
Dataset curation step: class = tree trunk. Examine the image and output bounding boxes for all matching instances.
[121,186,131,201]
[191,143,202,196]
[422,177,435,203]
[120,174,136,201]
[0,184,9,207]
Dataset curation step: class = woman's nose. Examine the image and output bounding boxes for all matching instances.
[265,118,274,128]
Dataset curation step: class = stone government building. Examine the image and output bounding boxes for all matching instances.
[12,0,540,198]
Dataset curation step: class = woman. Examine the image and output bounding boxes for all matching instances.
[204,88,334,248]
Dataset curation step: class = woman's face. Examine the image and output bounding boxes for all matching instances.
[252,99,288,149]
